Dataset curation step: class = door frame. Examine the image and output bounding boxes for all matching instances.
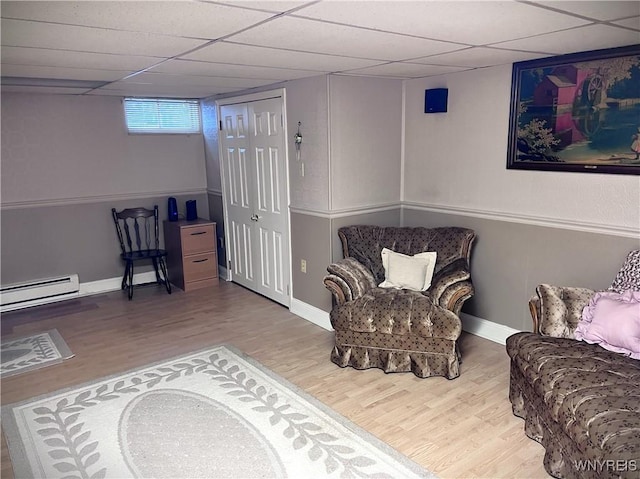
[216,88,293,306]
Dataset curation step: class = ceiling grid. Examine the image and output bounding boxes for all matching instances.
[1,0,638,98]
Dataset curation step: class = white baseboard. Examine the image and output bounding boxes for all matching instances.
[2,271,160,312]
[79,271,159,297]
[461,312,520,345]
[289,298,332,331]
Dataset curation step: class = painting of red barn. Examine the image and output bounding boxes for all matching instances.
[507,44,640,175]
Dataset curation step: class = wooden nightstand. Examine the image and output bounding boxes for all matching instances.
[163,219,219,292]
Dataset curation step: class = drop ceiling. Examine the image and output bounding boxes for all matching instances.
[1,0,638,99]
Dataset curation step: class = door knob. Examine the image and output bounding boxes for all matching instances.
[250,214,259,222]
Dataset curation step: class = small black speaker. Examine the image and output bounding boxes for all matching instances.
[186,200,198,221]
[167,197,178,221]
[424,88,448,113]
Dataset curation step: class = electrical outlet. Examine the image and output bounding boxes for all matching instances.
[300,259,307,273]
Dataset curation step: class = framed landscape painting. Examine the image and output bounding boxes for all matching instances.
[507,44,640,175]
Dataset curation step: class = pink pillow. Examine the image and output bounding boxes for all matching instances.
[575,290,640,359]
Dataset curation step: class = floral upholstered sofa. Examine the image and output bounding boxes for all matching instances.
[323,225,476,379]
[506,250,640,479]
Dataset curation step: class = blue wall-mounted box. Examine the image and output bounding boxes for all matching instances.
[424,88,448,113]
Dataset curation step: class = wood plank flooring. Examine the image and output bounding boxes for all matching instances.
[1,282,549,478]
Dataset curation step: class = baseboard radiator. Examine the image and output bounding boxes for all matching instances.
[0,274,80,312]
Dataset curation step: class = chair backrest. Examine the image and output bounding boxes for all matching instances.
[112,206,161,255]
[338,225,476,284]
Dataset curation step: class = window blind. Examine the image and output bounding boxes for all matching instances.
[123,98,201,134]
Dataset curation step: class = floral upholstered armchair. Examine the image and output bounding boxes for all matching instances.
[323,225,476,379]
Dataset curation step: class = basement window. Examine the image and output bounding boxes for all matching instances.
[123,98,201,134]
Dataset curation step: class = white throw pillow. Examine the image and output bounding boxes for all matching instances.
[379,248,437,291]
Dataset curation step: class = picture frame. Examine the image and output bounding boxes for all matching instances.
[506,44,640,175]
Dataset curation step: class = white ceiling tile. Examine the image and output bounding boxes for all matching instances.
[343,62,470,79]
[0,1,273,39]
[612,16,640,30]
[1,1,637,99]
[0,64,130,81]
[0,85,93,95]
[494,24,640,54]
[0,46,162,71]
[182,41,384,71]
[214,1,316,13]
[225,16,463,61]
[122,72,276,89]
[292,1,590,45]
[536,1,640,21]
[150,59,320,80]
[412,47,551,68]
[96,82,241,97]
[1,19,209,57]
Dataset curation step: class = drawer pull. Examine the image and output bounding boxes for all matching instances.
[192,258,209,263]
[190,231,207,236]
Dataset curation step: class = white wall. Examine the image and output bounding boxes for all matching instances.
[404,65,640,234]
[1,92,209,285]
[284,74,404,213]
[283,74,404,311]
[1,93,207,205]
[201,98,221,193]
[285,75,331,212]
[329,75,403,211]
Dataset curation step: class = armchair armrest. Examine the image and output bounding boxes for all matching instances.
[428,258,473,314]
[323,258,377,306]
[528,295,541,334]
[532,284,596,337]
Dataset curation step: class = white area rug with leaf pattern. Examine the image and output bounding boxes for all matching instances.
[1,329,74,378]
[2,344,434,479]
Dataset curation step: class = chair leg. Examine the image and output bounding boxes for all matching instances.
[158,257,172,294]
[121,263,130,290]
[127,262,134,300]
[152,257,162,283]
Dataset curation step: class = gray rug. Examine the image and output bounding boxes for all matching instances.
[1,329,74,378]
[2,344,435,479]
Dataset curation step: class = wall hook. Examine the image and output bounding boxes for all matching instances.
[294,121,303,161]
[294,121,303,146]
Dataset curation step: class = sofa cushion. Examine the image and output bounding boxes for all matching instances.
[575,290,640,359]
[536,284,595,338]
[379,248,437,291]
[329,288,461,340]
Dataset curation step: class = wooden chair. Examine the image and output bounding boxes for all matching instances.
[111,206,171,300]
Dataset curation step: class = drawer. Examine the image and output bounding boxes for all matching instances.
[182,252,217,282]
[181,224,215,255]
[184,277,219,292]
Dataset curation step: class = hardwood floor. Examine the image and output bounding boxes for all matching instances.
[1,282,549,478]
